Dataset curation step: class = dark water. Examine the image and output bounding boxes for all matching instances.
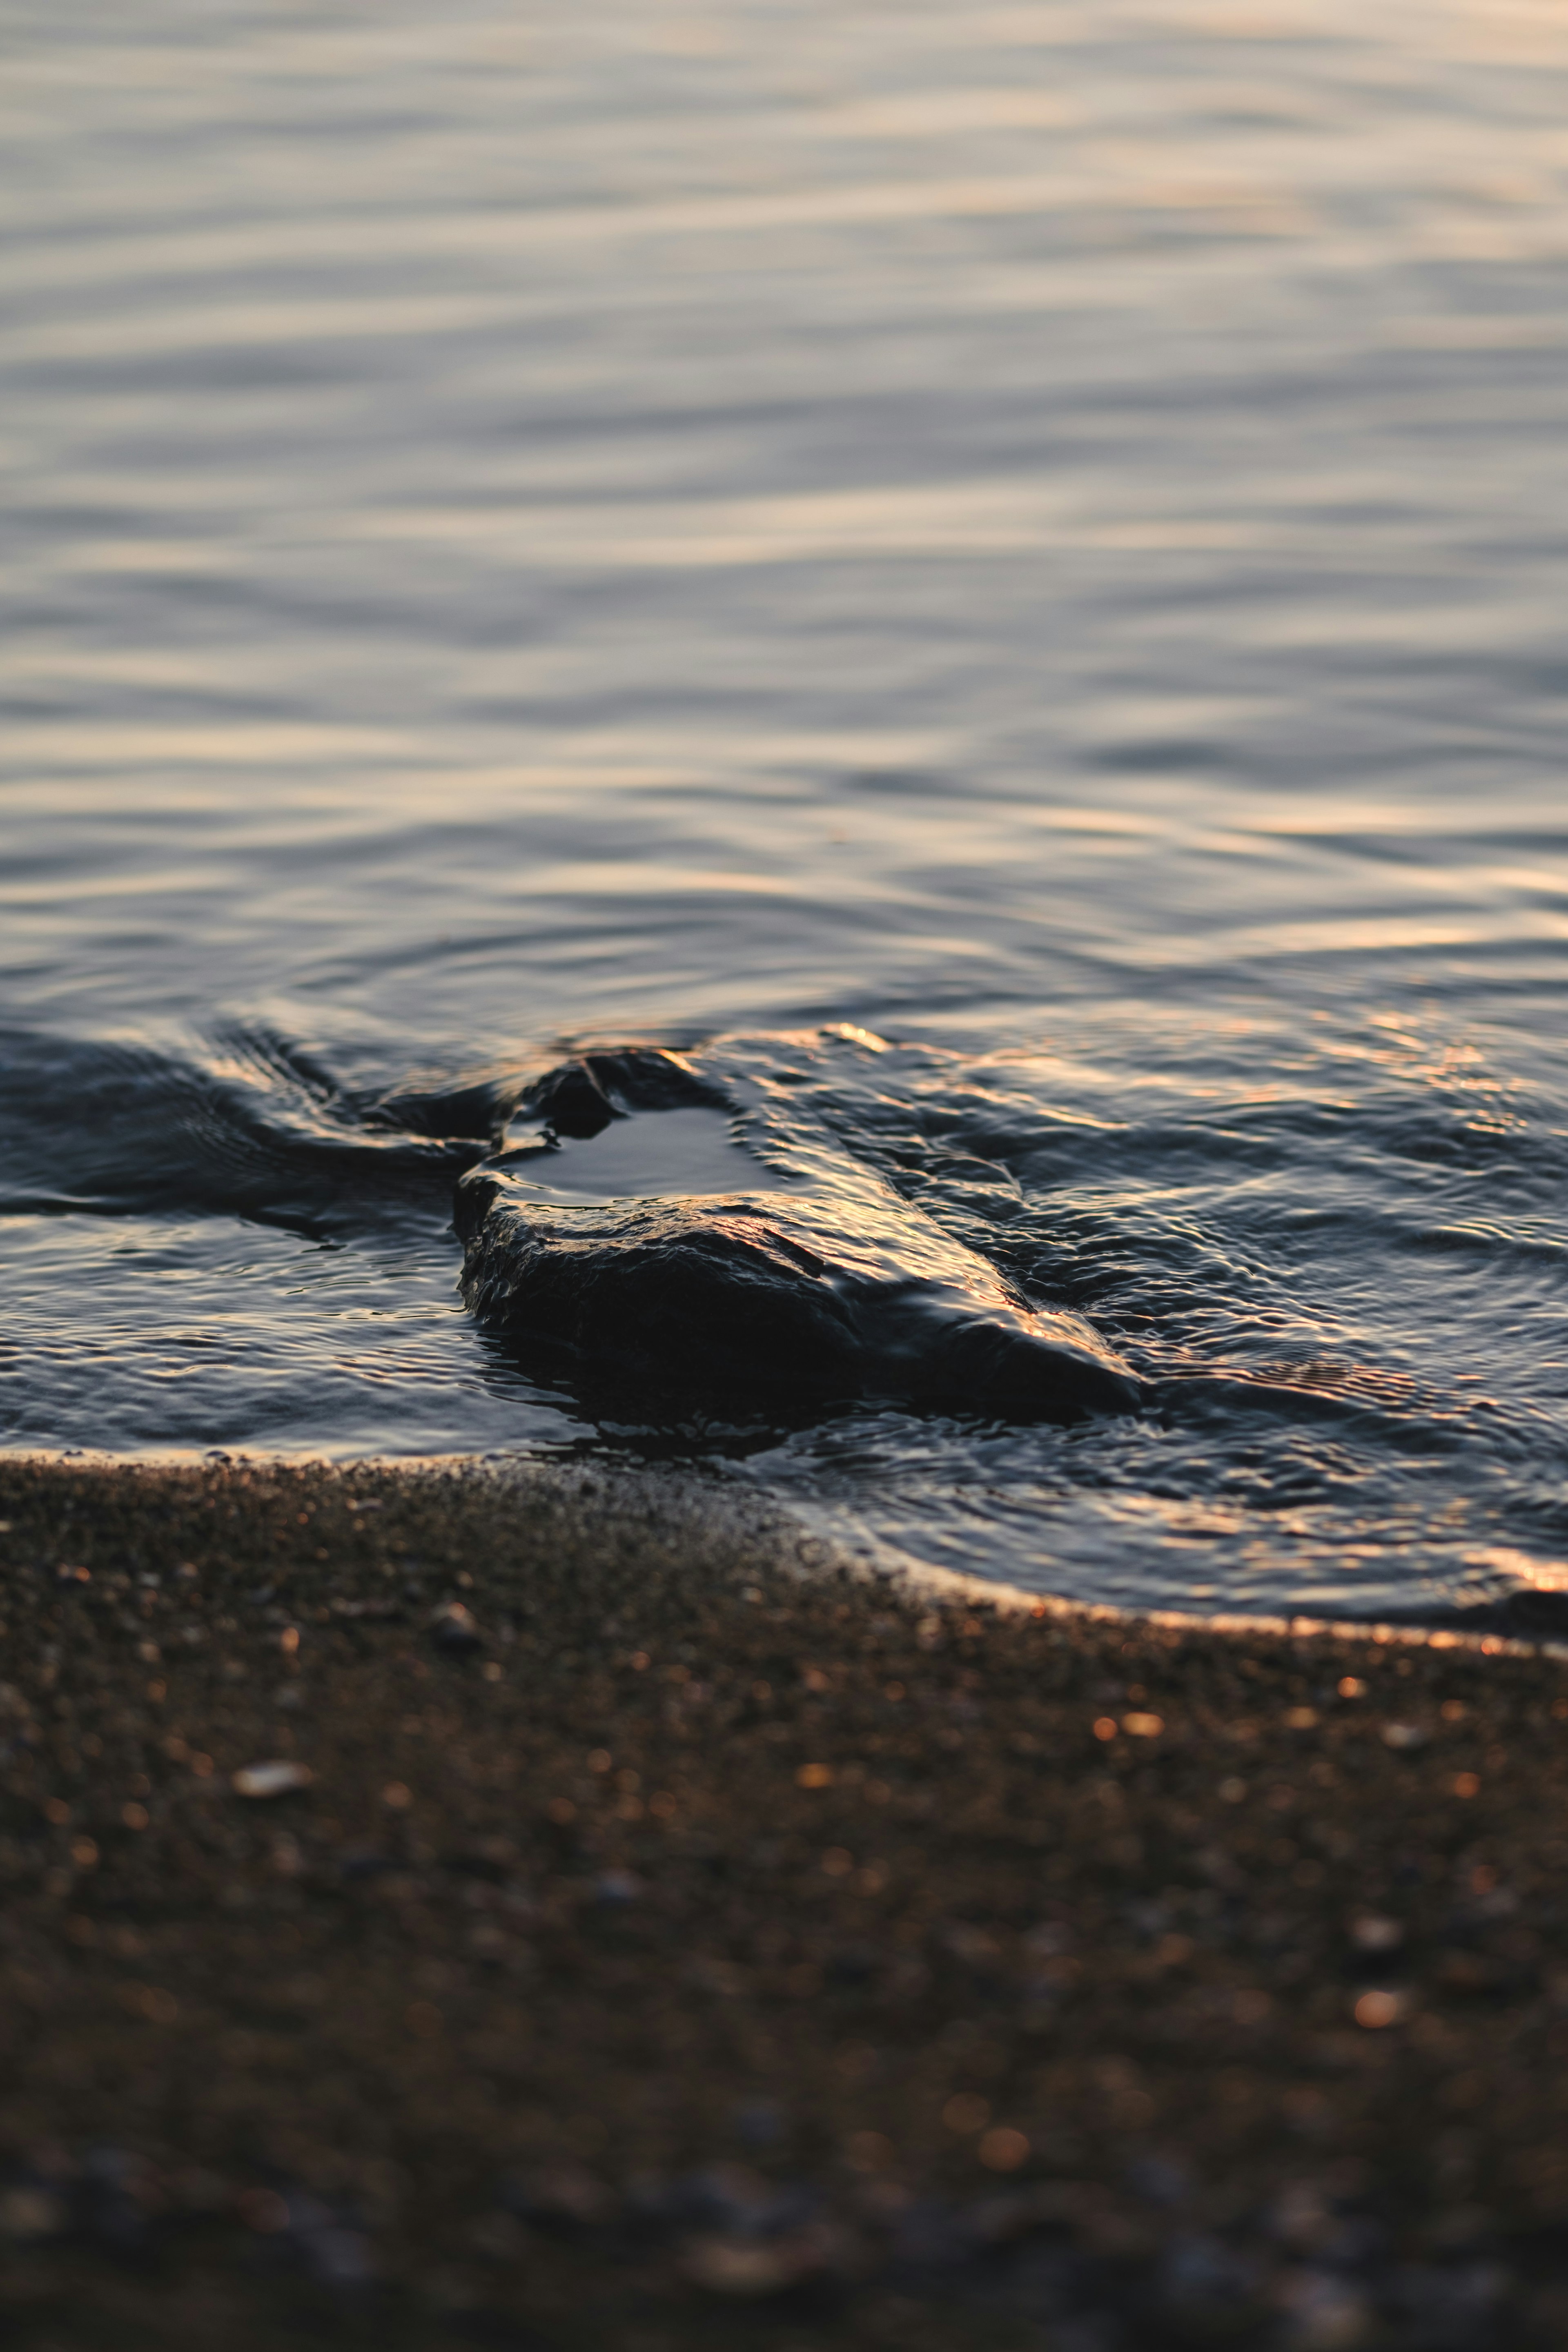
[4,0,1568,1627]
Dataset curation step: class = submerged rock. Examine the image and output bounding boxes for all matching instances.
[454,1051,1139,1423]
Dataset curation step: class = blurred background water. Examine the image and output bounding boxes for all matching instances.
[4,0,1567,1626]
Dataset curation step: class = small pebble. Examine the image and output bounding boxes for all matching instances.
[0,2185,67,2242]
[428,1602,483,1654]
[231,1760,314,1800]
[683,2231,820,2296]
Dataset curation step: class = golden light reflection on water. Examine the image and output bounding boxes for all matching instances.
[4,0,1568,1617]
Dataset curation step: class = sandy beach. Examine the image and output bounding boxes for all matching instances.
[2,1456,1567,2347]
[10,0,1568,2341]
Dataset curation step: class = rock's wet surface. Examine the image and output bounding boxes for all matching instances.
[455,1051,1140,1424]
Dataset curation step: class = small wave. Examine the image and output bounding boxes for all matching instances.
[0,1023,494,1239]
[3,1016,1565,1625]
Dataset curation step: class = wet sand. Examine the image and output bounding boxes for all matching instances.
[3,1456,1568,2348]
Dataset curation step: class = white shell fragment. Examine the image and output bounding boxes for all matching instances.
[231,1760,315,1799]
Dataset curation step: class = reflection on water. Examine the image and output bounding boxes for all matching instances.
[2,0,1567,1625]
[494,1106,809,1204]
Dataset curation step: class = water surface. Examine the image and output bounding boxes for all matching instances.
[4,0,1568,1626]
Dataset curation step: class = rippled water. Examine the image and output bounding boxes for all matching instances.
[4,0,1568,1626]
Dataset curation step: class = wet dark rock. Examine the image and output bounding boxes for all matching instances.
[455,1055,1140,1423]
[522,1048,725,1141]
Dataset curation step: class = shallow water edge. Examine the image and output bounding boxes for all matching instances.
[7,1446,1562,1661]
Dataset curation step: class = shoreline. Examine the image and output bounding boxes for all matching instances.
[13,1443,1557,1662]
[4,1454,1568,2346]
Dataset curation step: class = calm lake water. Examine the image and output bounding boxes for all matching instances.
[4,0,1568,1627]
